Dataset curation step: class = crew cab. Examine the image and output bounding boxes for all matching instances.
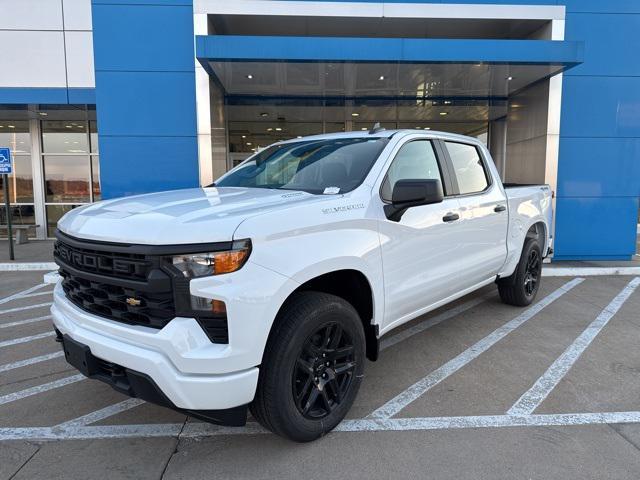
[51,129,552,442]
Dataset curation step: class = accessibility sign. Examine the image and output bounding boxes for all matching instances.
[0,147,12,174]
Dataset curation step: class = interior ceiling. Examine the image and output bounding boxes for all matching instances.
[209,15,549,40]
[207,61,564,98]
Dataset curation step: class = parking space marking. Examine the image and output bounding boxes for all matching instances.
[2,411,640,441]
[0,283,47,306]
[0,351,64,373]
[19,290,54,299]
[366,278,585,420]
[0,331,55,348]
[508,277,640,416]
[380,295,489,351]
[56,398,146,428]
[0,315,52,329]
[0,302,52,316]
[0,374,84,407]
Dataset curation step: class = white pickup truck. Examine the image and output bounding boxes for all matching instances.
[52,129,552,442]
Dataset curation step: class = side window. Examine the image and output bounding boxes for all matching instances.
[381,140,442,202]
[444,141,489,195]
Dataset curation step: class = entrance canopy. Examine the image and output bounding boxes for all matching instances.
[196,35,584,98]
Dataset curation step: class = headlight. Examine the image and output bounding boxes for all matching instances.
[172,239,251,278]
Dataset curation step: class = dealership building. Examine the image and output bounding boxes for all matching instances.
[0,0,638,260]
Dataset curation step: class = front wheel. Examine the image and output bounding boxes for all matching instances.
[250,291,365,442]
[498,237,543,306]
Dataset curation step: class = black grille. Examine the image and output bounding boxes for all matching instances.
[54,231,229,343]
[59,270,175,328]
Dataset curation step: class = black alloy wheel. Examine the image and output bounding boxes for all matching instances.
[293,322,356,419]
[523,249,541,297]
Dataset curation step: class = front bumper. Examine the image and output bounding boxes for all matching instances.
[51,282,259,412]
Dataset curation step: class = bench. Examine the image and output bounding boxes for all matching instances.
[0,224,40,244]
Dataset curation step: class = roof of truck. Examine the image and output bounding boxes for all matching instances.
[277,129,483,145]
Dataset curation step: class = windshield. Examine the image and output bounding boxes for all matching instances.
[214,137,389,194]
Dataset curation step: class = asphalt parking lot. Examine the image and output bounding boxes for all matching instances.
[2,271,640,479]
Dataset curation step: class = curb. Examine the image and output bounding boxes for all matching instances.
[0,262,58,272]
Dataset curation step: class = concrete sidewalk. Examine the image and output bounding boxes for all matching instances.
[0,240,55,263]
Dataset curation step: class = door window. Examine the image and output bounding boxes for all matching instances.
[444,141,489,195]
[381,140,442,202]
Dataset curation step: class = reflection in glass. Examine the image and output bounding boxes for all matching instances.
[91,155,101,200]
[0,155,34,203]
[0,120,30,154]
[46,205,81,237]
[42,120,89,154]
[0,205,36,228]
[90,121,99,153]
[43,155,90,203]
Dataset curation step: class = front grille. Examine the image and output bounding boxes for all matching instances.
[54,231,229,343]
[59,271,175,328]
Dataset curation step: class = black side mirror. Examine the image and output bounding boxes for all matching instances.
[384,178,444,222]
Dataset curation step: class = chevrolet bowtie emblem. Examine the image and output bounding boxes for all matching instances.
[126,297,142,306]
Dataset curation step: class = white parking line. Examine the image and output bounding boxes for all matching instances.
[0,331,55,348]
[56,398,146,428]
[0,351,64,373]
[19,290,54,299]
[0,302,52,316]
[0,374,85,406]
[366,278,585,420]
[507,277,640,416]
[381,296,489,351]
[0,283,47,306]
[2,410,640,441]
[0,315,52,329]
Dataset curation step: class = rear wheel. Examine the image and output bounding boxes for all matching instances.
[498,237,542,306]
[251,291,365,442]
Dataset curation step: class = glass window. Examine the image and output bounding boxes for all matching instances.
[216,137,388,194]
[43,155,91,203]
[381,140,442,202]
[46,205,81,237]
[0,205,36,227]
[89,121,99,153]
[0,121,30,154]
[91,155,101,201]
[445,142,489,195]
[0,155,34,203]
[42,121,89,154]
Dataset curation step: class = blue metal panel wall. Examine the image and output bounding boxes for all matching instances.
[91,0,199,199]
[554,2,640,259]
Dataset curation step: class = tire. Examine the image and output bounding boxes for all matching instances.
[498,236,543,306]
[250,291,365,442]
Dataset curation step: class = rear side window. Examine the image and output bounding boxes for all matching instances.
[444,141,489,195]
[381,140,442,202]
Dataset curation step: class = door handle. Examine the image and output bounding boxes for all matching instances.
[494,204,507,213]
[442,212,460,223]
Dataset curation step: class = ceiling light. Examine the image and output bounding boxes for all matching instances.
[443,100,452,105]
[378,75,385,81]
[296,136,302,138]
[351,113,359,117]
[439,112,448,116]
[246,74,253,79]
[361,127,367,131]
[507,76,513,81]
[275,127,282,131]
[415,126,421,129]
[38,112,47,116]
[65,125,72,128]
[8,125,15,129]
[424,127,431,130]
[246,142,252,146]
[260,112,268,117]
[267,128,273,132]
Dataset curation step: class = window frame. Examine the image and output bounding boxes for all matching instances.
[438,139,493,197]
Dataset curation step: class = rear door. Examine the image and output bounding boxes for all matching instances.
[439,140,508,289]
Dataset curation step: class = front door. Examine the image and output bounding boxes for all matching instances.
[377,138,466,331]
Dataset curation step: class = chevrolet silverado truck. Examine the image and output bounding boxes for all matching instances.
[52,129,552,442]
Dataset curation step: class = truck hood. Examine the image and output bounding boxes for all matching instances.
[57,187,325,245]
